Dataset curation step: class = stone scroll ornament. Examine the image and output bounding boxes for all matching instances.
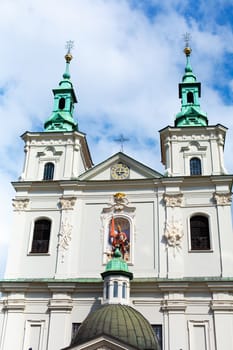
[164,219,184,256]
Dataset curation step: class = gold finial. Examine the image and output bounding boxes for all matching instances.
[183,32,192,56]
[65,40,74,63]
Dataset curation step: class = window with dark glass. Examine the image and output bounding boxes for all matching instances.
[71,323,81,341]
[151,325,163,349]
[105,282,109,299]
[31,219,51,253]
[190,215,210,250]
[187,91,194,103]
[113,281,118,297]
[58,97,65,110]
[190,157,202,175]
[122,282,126,299]
[43,162,54,180]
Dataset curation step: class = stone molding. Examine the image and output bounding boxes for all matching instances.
[160,300,187,312]
[163,193,183,207]
[210,300,233,311]
[213,192,232,206]
[3,299,25,311]
[48,299,73,312]
[12,198,30,211]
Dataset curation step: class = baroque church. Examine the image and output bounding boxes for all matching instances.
[0,42,233,350]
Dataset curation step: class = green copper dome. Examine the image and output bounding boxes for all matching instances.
[68,304,160,350]
[101,248,133,280]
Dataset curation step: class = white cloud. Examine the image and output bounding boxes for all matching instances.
[0,0,233,276]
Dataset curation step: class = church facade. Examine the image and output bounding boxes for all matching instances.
[0,44,233,350]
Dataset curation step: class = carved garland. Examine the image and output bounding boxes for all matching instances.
[59,218,73,263]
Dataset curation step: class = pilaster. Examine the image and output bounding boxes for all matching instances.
[47,292,73,350]
[163,192,184,278]
[1,294,25,350]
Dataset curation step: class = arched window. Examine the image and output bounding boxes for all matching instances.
[187,91,194,103]
[190,157,202,175]
[58,97,65,110]
[43,162,54,180]
[31,219,51,253]
[113,281,118,297]
[122,282,126,299]
[190,215,210,250]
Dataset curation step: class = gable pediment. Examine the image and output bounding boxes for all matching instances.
[63,334,138,350]
[79,152,162,181]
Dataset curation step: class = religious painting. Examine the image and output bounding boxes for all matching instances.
[107,216,131,261]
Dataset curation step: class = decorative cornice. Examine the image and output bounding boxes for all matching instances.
[163,193,183,207]
[12,198,30,211]
[213,192,232,206]
[59,196,77,210]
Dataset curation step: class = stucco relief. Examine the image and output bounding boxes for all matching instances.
[59,218,73,262]
[163,193,183,207]
[59,197,77,210]
[102,193,136,215]
[12,198,30,211]
[213,192,232,206]
[164,219,184,256]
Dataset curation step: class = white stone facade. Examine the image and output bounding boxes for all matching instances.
[1,85,233,350]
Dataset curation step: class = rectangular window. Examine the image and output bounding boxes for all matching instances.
[152,324,163,349]
[71,323,81,341]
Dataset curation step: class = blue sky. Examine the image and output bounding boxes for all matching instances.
[1,0,233,275]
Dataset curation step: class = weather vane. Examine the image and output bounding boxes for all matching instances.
[65,40,74,54]
[183,32,191,48]
[114,134,129,153]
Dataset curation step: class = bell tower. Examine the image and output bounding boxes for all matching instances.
[160,40,227,177]
[5,44,93,279]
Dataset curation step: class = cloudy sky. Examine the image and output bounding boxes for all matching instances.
[1,0,233,276]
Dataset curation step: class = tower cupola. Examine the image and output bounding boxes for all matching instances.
[101,248,133,305]
[44,41,78,132]
[175,40,208,127]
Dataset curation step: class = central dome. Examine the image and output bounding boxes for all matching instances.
[69,303,160,350]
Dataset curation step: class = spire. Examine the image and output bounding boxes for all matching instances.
[44,41,78,132]
[175,34,208,127]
